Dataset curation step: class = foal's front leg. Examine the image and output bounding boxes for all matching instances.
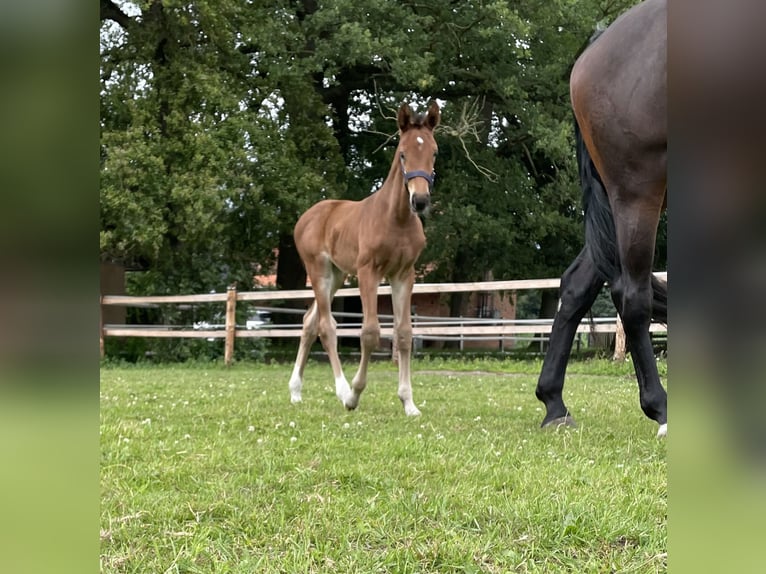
[391,272,421,416]
[346,267,380,410]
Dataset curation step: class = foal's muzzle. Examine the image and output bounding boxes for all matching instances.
[410,191,430,214]
[403,169,435,215]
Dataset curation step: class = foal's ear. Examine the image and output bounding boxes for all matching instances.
[397,102,414,133]
[426,101,440,131]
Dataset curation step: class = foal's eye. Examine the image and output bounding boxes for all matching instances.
[400,152,405,160]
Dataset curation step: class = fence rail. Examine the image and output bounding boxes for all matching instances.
[100,273,667,362]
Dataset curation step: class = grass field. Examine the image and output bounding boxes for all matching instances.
[100,357,666,573]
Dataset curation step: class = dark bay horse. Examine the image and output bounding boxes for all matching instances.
[535,0,668,437]
[288,102,440,415]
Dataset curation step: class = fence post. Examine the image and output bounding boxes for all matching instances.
[613,314,626,361]
[224,285,237,366]
[99,295,105,359]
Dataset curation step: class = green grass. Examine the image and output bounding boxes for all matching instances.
[101,358,666,573]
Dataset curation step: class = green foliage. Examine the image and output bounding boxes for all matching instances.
[101,0,650,297]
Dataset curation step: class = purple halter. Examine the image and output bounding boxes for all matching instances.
[400,154,435,192]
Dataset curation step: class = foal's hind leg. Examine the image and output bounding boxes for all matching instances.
[288,303,319,403]
[315,265,353,405]
[536,248,604,427]
[293,259,351,406]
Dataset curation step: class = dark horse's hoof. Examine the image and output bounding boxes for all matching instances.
[541,415,577,430]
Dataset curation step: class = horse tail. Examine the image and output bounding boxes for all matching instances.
[576,121,668,323]
[577,120,619,284]
[650,275,667,323]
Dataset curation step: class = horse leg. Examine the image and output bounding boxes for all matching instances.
[322,267,353,405]
[391,271,421,416]
[535,248,604,427]
[346,266,381,410]
[610,189,667,437]
[303,261,351,406]
[391,313,399,364]
[611,277,668,436]
[288,302,319,403]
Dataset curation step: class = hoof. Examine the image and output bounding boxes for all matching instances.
[335,378,352,405]
[404,405,422,416]
[541,415,577,429]
[656,423,667,438]
[343,391,360,411]
[288,377,302,404]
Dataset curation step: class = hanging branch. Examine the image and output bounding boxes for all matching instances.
[364,80,399,153]
[439,97,499,183]
[362,88,499,183]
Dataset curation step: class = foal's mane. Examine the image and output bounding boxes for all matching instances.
[407,113,430,128]
[401,103,437,131]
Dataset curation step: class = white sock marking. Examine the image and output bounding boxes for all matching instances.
[288,368,303,403]
[335,375,351,403]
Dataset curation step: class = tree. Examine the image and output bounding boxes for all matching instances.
[100,0,650,307]
[102,0,267,291]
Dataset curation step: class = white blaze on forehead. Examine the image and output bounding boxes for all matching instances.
[416,136,424,146]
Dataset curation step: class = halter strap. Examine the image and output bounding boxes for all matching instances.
[400,156,435,191]
[404,169,435,185]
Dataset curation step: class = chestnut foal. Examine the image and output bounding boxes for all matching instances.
[288,101,440,415]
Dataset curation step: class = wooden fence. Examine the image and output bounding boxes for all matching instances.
[100,273,667,364]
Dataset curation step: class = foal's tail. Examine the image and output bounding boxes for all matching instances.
[576,121,668,323]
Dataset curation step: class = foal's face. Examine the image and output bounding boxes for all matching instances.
[397,101,440,215]
[399,129,438,214]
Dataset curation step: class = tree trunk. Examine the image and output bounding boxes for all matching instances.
[276,232,306,291]
[275,233,307,326]
[324,88,352,165]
